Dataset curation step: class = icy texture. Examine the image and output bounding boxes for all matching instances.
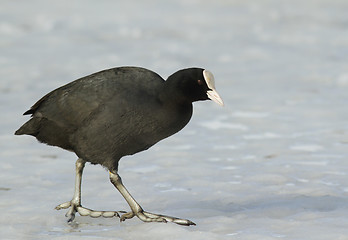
[1,0,348,239]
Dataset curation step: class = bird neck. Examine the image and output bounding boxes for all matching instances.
[161,71,196,106]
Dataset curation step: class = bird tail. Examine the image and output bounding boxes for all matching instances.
[15,118,41,136]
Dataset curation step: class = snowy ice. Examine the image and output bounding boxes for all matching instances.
[1,0,348,239]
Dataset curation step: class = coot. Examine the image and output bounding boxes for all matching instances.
[15,66,223,226]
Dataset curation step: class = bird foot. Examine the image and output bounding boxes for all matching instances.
[120,209,196,226]
[55,201,126,223]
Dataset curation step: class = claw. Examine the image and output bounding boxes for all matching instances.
[120,211,135,222]
[55,201,72,210]
[119,209,195,226]
[67,214,76,223]
[173,218,196,226]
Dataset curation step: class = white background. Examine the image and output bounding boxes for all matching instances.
[1,0,348,239]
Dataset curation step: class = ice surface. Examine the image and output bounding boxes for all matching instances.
[1,0,348,239]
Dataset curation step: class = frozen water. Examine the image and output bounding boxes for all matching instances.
[1,0,348,239]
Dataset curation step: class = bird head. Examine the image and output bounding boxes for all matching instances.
[168,68,224,106]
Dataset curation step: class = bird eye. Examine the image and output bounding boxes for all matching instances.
[197,79,203,85]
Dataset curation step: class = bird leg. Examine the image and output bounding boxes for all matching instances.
[109,171,196,226]
[55,158,126,222]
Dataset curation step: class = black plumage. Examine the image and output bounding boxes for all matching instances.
[15,66,223,226]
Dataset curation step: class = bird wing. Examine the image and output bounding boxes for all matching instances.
[24,67,165,131]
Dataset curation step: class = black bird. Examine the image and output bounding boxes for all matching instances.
[15,66,223,226]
